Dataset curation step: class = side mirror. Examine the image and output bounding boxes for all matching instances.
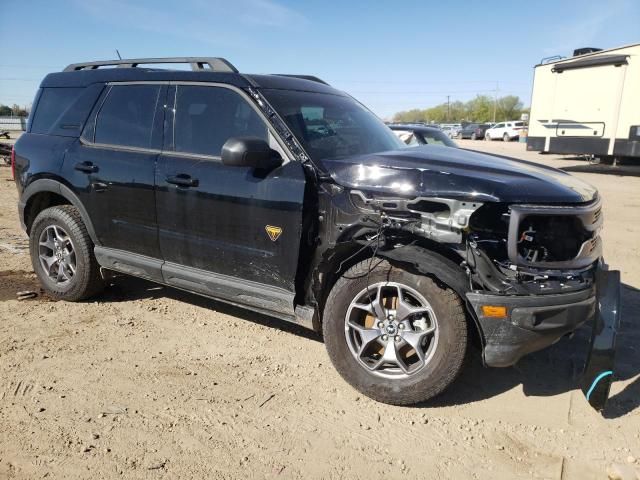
[221,137,283,170]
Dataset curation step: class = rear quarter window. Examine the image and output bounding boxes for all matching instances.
[30,87,84,134]
[94,85,161,149]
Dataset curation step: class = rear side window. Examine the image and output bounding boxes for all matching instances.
[31,87,83,134]
[94,85,161,148]
[173,86,267,156]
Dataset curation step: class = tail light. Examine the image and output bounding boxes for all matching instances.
[11,145,16,180]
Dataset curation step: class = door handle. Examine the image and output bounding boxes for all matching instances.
[75,161,99,173]
[166,174,199,187]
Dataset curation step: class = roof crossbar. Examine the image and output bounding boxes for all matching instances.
[63,57,238,73]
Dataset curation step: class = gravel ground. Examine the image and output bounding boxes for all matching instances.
[0,137,639,479]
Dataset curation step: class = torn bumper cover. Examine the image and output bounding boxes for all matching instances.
[581,269,621,411]
[467,267,621,411]
[466,287,596,368]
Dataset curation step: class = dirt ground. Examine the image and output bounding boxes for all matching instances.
[0,137,639,479]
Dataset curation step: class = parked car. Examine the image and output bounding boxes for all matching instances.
[13,57,619,409]
[485,121,526,141]
[439,125,460,138]
[389,125,458,147]
[458,123,491,140]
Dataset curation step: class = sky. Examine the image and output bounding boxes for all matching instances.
[1,0,639,119]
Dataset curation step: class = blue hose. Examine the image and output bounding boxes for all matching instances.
[586,370,613,401]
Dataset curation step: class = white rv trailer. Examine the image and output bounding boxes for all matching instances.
[527,43,640,163]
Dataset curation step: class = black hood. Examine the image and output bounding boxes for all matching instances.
[316,145,597,203]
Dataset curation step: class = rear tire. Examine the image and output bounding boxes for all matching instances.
[485,133,491,141]
[503,133,510,142]
[471,133,477,140]
[29,205,104,301]
[323,259,467,405]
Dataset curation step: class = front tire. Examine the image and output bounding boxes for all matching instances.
[503,133,510,142]
[323,259,467,405]
[29,205,104,301]
[485,133,491,141]
[471,133,477,140]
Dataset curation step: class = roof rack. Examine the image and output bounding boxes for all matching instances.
[63,57,238,73]
[275,74,330,85]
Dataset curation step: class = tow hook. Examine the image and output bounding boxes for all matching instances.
[581,268,621,412]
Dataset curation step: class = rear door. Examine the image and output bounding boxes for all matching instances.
[155,83,306,314]
[62,83,166,276]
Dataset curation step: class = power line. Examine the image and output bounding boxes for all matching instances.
[0,64,61,68]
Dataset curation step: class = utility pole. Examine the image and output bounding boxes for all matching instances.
[447,95,450,122]
[493,81,499,123]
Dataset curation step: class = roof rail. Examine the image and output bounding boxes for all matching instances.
[275,74,330,85]
[63,57,238,73]
[540,55,565,64]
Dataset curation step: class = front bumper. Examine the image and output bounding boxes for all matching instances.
[466,287,596,368]
[466,267,621,412]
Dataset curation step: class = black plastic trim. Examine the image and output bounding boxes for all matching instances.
[19,178,100,244]
[526,136,545,152]
[507,199,602,269]
[94,246,163,283]
[552,54,628,72]
[162,262,295,317]
[548,137,609,155]
[613,139,640,158]
[467,287,596,367]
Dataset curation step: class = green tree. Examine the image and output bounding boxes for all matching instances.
[391,94,526,124]
[465,95,494,123]
[393,108,424,123]
[0,104,12,116]
[497,95,523,121]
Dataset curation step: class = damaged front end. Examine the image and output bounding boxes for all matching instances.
[465,198,602,364]
[310,163,620,411]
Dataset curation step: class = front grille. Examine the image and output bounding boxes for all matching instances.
[507,199,602,269]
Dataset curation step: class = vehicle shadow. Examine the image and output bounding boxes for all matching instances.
[429,282,640,419]
[560,163,640,177]
[101,275,322,343]
[101,275,638,417]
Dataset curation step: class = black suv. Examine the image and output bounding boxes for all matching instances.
[459,123,490,140]
[13,57,620,408]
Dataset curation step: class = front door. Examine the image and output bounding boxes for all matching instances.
[155,84,306,314]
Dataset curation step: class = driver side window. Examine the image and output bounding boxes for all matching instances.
[173,86,268,157]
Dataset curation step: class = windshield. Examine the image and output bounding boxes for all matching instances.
[262,89,404,160]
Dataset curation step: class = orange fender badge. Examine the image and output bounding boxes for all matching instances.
[265,225,283,242]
